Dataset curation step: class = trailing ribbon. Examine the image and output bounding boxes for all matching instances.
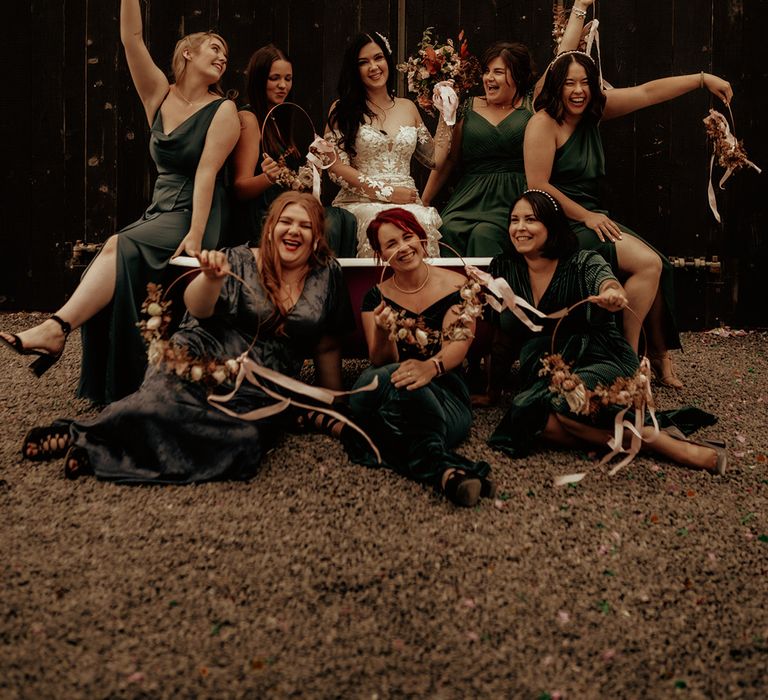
[465,265,569,332]
[704,105,762,223]
[208,355,382,463]
[306,135,338,201]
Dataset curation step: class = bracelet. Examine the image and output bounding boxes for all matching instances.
[699,71,705,89]
[572,6,587,19]
[431,358,446,377]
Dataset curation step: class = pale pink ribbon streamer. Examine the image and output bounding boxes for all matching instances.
[432,80,459,126]
[705,107,762,223]
[465,265,569,332]
[208,354,382,463]
[306,135,338,201]
[554,357,659,486]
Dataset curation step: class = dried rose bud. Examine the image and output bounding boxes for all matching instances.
[414,329,429,346]
[562,379,576,391]
[190,366,204,382]
[397,328,409,340]
[212,368,227,384]
[146,316,162,331]
[225,359,239,374]
[147,302,163,317]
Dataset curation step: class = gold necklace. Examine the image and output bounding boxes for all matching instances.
[174,85,209,107]
[392,263,430,294]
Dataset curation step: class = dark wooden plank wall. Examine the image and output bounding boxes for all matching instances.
[4,0,765,327]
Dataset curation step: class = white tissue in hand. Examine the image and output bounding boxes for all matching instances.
[432,81,459,125]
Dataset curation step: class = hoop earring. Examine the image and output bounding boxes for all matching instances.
[313,241,318,252]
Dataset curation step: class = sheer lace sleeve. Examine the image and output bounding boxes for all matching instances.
[413,118,452,170]
[324,127,395,202]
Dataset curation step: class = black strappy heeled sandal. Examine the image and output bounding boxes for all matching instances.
[63,446,93,480]
[22,425,72,462]
[0,314,71,377]
[442,470,482,508]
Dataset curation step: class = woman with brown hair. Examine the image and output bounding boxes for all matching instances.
[20,192,355,484]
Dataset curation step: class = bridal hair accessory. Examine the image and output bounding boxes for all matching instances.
[703,104,761,223]
[537,301,659,487]
[522,189,560,211]
[396,28,481,121]
[374,31,392,54]
[139,275,381,462]
[262,102,337,201]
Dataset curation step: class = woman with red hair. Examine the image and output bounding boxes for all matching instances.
[340,207,495,507]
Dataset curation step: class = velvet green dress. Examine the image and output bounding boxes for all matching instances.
[551,118,680,349]
[488,251,713,455]
[346,287,491,487]
[78,98,230,404]
[438,95,533,257]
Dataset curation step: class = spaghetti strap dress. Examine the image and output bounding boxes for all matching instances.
[439,95,533,257]
[77,98,230,404]
[551,118,680,349]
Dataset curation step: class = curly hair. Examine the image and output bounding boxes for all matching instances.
[534,52,605,124]
[327,32,396,159]
[259,192,332,334]
[508,191,577,260]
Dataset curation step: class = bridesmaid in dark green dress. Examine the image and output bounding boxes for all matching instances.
[1,0,240,404]
[422,1,595,256]
[525,50,733,386]
[345,208,495,507]
[228,44,357,256]
[487,191,725,475]
[20,193,356,483]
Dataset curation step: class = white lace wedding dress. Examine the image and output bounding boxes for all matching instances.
[330,124,442,257]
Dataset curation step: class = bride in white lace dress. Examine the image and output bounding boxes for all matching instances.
[326,32,452,257]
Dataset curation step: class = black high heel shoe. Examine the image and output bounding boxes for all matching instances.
[442,470,482,507]
[0,314,71,377]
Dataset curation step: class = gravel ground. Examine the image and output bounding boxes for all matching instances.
[1,312,767,699]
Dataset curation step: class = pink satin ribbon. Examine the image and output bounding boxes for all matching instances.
[465,265,569,332]
[208,354,382,463]
[554,357,659,486]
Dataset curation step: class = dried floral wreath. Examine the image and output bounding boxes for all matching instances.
[703,105,761,222]
[137,273,383,461]
[379,274,486,355]
[535,300,658,486]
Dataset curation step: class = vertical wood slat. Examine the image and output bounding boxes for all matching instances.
[5,0,765,328]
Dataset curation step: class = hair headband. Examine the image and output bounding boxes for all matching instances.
[522,189,560,211]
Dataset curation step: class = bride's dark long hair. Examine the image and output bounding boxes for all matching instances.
[327,32,396,159]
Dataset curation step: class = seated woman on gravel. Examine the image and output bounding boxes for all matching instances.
[486,190,726,475]
[19,192,355,484]
[308,208,495,507]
